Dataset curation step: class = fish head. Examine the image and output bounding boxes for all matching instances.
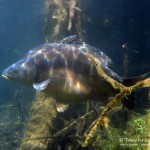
[2,58,36,85]
[2,46,52,88]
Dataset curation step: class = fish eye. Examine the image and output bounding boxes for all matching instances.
[14,69,19,73]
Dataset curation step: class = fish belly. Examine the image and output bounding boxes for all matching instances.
[43,70,116,104]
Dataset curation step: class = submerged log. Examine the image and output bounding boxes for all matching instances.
[20,92,57,150]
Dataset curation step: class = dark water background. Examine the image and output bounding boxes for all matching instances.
[0,0,150,106]
[80,0,150,76]
[0,0,45,104]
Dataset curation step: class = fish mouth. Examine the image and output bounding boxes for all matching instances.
[2,75,12,80]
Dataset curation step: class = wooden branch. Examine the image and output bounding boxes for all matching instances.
[53,110,94,137]
[82,54,150,147]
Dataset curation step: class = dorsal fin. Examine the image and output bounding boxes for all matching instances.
[59,35,81,44]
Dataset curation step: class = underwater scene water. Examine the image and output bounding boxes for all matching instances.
[0,0,150,150]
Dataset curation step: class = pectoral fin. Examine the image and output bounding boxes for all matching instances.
[56,103,69,112]
[33,79,50,90]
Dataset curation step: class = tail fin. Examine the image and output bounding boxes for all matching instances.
[120,72,150,109]
[120,72,150,86]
